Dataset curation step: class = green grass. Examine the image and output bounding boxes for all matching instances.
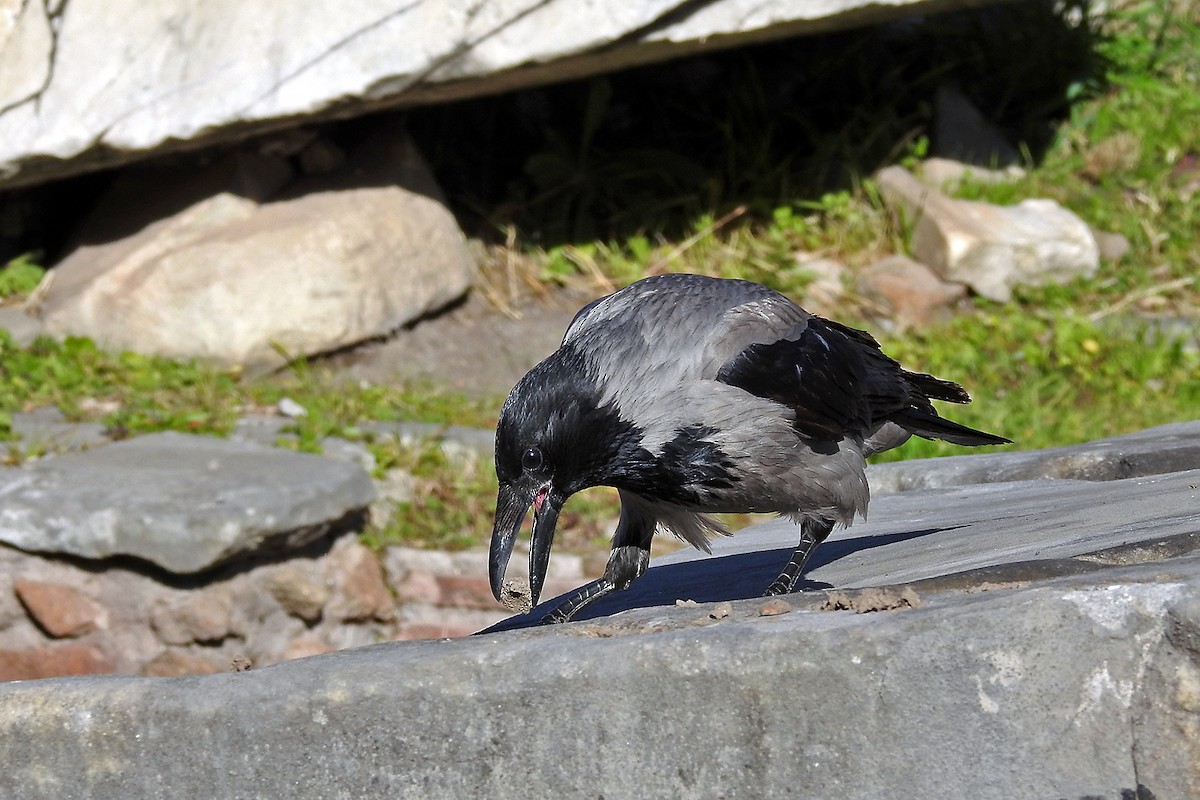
[0,254,47,301]
[3,1,1197,552]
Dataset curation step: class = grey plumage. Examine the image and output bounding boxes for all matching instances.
[489,273,1009,622]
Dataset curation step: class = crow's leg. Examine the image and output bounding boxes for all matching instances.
[540,546,649,624]
[764,516,834,596]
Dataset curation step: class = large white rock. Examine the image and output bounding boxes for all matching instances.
[0,0,1001,190]
[36,133,474,366]
[877,165,1099,302]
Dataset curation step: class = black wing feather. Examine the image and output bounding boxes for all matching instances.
[716,318,879,440]
[716,317,1009,446]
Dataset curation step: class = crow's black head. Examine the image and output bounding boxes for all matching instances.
[489,346,638,607]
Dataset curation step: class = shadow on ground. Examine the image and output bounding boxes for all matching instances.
[483,525,956,632]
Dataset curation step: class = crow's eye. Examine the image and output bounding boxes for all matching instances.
[521,446,544,472]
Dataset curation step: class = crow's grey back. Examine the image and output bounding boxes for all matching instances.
[562,274,813,412]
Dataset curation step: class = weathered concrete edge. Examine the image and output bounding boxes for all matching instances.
[1,556,1196,799]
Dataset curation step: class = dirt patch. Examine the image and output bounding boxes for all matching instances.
[820,586,922,613]
[324,287,591,398]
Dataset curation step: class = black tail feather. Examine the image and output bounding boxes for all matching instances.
[893,407,1011,447]
[903,369,971,404]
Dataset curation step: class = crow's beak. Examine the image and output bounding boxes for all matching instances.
[489,479,564,607]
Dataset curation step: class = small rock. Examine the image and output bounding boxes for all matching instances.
[319,437,376,473]
[0,643,114,681]
[795,253,846,316]
[383,546,456,581]
[709,601,733,620]
[243,611,307,667]
[1091,229,1131,262]
[151,589,236,645]
[675,598,698,607]
[328,540,395,623]
[13,579,109,638]
[266,564,331,623]
[392,569,442,606]
[278,397,307,418]
[856,255,966,328]
[759,599,793,617]
[230,654,254,672]
[229,413,292,447]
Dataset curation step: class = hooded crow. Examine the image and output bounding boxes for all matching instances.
[489,273,1009,623]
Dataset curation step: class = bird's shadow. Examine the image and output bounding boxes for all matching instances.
[481,525,955,633]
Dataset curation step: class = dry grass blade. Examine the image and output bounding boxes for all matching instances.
[1087,276,1197,321]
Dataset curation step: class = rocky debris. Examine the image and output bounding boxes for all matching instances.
[1,0,982,191]
[876,165,1099,302]
[868,420,1200,496]
[0,431,375,574]
[37,134,474,368]
[855,254,967,328]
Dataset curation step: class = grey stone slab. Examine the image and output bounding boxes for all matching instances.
[490,466,1200,628]
[868,420,1200,495]
[1,554,1196,799]
[0,431,375,574]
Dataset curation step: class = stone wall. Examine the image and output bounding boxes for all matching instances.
[0,534,595,681]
